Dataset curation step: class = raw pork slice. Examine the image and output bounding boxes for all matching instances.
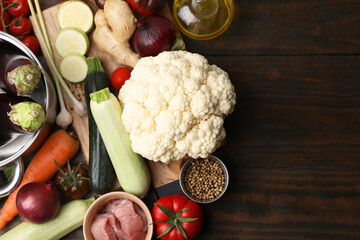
[127,231,146,240]
[96,212,127,240]
[106,199,144,236]
[133,203,148,232]
[91,215,116,240]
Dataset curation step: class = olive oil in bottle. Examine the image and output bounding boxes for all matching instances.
[173,0,234,40]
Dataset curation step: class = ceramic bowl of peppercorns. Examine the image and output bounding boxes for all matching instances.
[179,155,229,203]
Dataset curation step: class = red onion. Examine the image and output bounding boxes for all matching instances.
[125,0,165,15]
[16,182,60,224]
[132,15,176,57]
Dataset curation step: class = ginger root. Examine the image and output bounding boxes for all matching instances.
[93,0,140,68]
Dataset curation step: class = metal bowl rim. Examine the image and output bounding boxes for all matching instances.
[179,155,229,204]
[0,31,50,166]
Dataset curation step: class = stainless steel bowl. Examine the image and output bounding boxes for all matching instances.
[179,155,229,204]
[0,32,57,197]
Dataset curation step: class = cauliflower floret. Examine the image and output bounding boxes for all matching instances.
[119,51,236,163]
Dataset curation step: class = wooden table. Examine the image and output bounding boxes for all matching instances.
[3,0,360,239]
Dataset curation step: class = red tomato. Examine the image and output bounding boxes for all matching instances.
[152,194,203,240]
[0,10,10,31]
[7,0,30,17]
[22,35,40,54]
[111,67,131,91]
[1,0,9,8]
[9,16,32,36]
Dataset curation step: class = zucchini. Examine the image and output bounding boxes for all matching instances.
[0,197,95,240]
[59,54,88,83]
[90,88,151,198]
[55,28,89,58]
[85,56,115,195]
[57,0,94,33]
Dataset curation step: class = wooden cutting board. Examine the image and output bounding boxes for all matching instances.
[31,0,185,189]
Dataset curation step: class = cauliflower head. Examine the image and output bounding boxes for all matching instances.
[119,51,236,163]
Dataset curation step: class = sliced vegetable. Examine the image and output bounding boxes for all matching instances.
[59,54,88,83]
[85,56,115,195]
[152,194,203,240]
[111,67,131,91]
[55,161,90,199]
[125,0,165,15]
[1,197,95,240]
[16,182,60,224]
[55,27,89,58]
[132,14,176,57]
[90,88,150,198]
[0,129,79,230]
[27,0,86,121]
[57,0,94,33]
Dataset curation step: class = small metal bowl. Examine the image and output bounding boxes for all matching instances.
[0,31,57,197]
[179,155,229,204]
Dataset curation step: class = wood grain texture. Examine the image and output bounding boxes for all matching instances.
[194,167,360,240]
[207,55,360,168]
[2,0,360,239]
[171,0,360,55]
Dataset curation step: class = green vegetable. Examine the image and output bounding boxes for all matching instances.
[0,166,14,187]
[55,28,90,58]
[0,197,95,240]
[90,88,150,198]
[0,172,7,188]
[59,54,88,83]
[57,0,94,33]
[7,64,42,96]
[8,101,45,132]
[171,34,186,51]
[85,57,115,195]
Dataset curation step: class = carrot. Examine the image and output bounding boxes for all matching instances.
[0,129,79,230]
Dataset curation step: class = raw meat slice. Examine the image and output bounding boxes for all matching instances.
[106,199,144,236]
[91,215,116,240]
[126,231,146,240]
[97,212,127,240]
[133,203,148,232]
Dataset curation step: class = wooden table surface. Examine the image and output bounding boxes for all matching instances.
[3,0,360,239]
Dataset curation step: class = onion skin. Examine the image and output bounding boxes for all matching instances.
[16,182,60,224]
[132,14,175,57]
[125,0,165,15]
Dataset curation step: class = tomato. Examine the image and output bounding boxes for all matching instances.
[7,0,30,17]
[9,16,32,36]
[152,194,203,240]
[22,35,39,54]
[111,67,132,91]
[0,9,10,31]
[55,162,90,199]
[1,0,9,7]
[125,0,164,15]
